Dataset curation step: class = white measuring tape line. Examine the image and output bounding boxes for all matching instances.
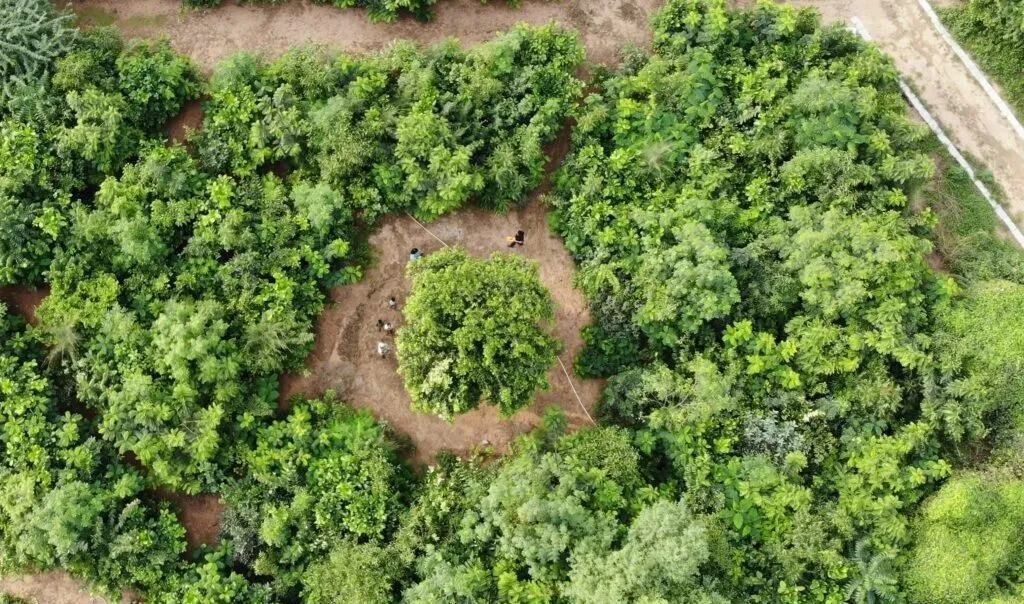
[850,16,1024,249]
[915,0,1024,143]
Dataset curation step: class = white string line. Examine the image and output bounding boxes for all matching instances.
[405,212,451,248]
[915,0,1024,143]
[557,355,595,425]
[402,212,596,423]
[850,16,1024,249]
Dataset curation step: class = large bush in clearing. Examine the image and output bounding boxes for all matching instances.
[397,248,558,419]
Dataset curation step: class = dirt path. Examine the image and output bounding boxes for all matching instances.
[778,0,1024,227]
[0,572,113,604]
[70,0,662,69]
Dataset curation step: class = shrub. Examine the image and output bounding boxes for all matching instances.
[906,472,1024,603]
[396,248,559,419]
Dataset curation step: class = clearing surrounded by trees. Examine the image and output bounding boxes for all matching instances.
[3,0,1024,602]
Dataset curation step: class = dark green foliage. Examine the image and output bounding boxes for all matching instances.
[39,144,356,492]
[403,425,650,601]
[0,30,200,285]
[545,0,1013,600]
[154,549,273,604]
[4,0,1024,600]
[0,0,75,111]
[396,248,559,419]
[194,26,583,221]
[222,394,406,596]
[0,304,190,597]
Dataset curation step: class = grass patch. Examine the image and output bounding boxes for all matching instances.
[72,5,117,28]
[939,7,1024,120]
[918,136,1024,285]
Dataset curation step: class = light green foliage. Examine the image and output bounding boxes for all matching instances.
[1,30,200,285]
[397,248,559,419]
[0,0,75,110]
[906,472,1024,603]
[549,0,963,600]
[632,214,739,347]
[3,20,586,600]
[154,549,272,604]
[222,394,405,596]
[565,500,724,604]
[929,280,1024,439]
[302,541,398,604]
[943,0,1024,116]
[0,304,190,597]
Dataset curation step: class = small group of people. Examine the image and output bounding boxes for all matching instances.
[376,295,399,359]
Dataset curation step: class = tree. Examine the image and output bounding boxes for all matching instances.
[222,394,405,596]
[302,541,399,604]
[844,540,898,604]
[565,500,724,604]
[929,280,1024,440]
[397,248,559,419]
[0,0,75,110]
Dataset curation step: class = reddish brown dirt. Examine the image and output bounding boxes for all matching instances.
[156,491,224,551]
[164,99,203,144]
[70,0,662,70]
[279,133,601,465]
[0,285,49,324]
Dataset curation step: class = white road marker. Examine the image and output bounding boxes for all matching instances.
[916,0,1024,143]
[850,16,1024,248]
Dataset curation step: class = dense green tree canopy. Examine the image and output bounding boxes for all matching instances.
[3,0,1024,601]
[397,248,559,419]
[0,0,75,109]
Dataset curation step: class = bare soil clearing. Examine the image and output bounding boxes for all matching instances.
[0,285,47,324]
[0,572,114,604]
[69,0,662,69]
[279,146,603,464]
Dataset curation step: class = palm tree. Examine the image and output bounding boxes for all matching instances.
[845,539,899,604]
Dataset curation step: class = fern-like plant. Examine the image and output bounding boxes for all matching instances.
[0,0,76,111]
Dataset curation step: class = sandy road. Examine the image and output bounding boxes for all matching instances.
[784,0,1024,227]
